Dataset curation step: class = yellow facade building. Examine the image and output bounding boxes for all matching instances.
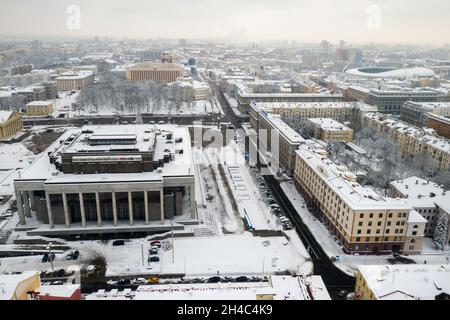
[26,101,54,117]
[293,143,421,255]
[0,110,23,139]
[0,271,41,300]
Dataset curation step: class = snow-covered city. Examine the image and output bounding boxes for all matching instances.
[0,0,450,311]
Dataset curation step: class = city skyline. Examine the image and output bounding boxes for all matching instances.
[1,0,450,46]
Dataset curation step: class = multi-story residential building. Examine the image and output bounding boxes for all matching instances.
[389,176,450,243]
[56,71,94,92]
[362,113,450,169]
[256,111,305,175]
[293,142,423,255]
[25,101,54,117]
[355,264,450,300]
[401,101,450,127]
[0,110,23,139]
[0,70,49,88]
[40,81,58,100]
[426,113,450,139]
[367,88,445,115]
[167,80,211,101]
[346,86,370,103]
[126,62,183,83]
[236,91,343,114]
[305,118,353,142]
[10,64,33,76]
[14,124,197,238]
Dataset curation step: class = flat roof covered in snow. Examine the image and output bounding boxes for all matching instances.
[358,264,450,300]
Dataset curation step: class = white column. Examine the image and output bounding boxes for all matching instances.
[95,192,102,226]
[28,191,35,213]
[23,192,31,218]
[79,193,86,227]
[112,192,118,226]
[160,189,165,223]
[62,193,70,227]
[128,191,134,226]
[16,190,25,225]
[190,184,196,219]
[45,193,54,229]
[144,191,149,225]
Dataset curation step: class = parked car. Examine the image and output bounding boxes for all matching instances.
[49,253,55,262]
[72,250,80,260]
[207,276,221,283]
[41,253,49,263]
[118,278,131,286]
[150,241,162,247]
[149,249,158,255]
[148,256,160,262]
[133,278,146,284]
[112,240,125,246]
[235,276,249,282]
[66,252,73,260]
[147,277,159,284]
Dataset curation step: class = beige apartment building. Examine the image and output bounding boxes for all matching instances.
[126,62,183,83]
[56,71,94,92]
[0,110,23,139]
[293,143,423,255]
[306,118,353,142]
[257,111,305,175]
[25,101,54,117]
[362,113,450,169]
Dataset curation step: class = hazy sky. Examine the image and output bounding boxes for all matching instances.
[1,0,449,45]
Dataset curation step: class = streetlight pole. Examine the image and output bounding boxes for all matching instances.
[47,242,54,272]
[171,218,175,264]
[141,241,144,266]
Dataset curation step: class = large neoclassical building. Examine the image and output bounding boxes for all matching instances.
[14,124,197,237]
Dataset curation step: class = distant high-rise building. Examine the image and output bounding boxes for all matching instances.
[126,62,182,83]
[319,40,331,54]
[31,40,43,53]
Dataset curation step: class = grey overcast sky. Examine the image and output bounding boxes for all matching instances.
[0,0,449,45]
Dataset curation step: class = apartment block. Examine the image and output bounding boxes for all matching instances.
[126,62,183,83]
[293,142,423,255]
[56,71,94,92]
[362,113,450,169]
[305,118,353,142]
[26,101,54,117]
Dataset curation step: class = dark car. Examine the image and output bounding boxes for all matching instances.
[148,256,160,262]
[55,269,65,277]
[72,250,80,260]
[118,278,131,286]
[149,249,158,255]
[192,278,204,283]
[207,276,221,283]
[235,276,249,282]
[49,253,55,262]
[112,240,125,246]
[42,253,49,263]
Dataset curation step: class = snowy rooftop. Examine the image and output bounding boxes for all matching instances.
[364,113,450,154]
[358,264,450,300]
[390,176,447,199]
[87,276,330,300]
[26,101,53,107]
[0,110,13,123]
[252,101,362,112]
[296,143,411,211]
[56,71,93,80]
[407,210,427,224]
[17,124,194,182]
[35,284,80,298]
[260,112,305,144]
[308,118,352,131]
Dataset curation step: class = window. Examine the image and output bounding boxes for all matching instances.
[409,246,415,250]
[386,229,390,234]
[358,222,363,227]
[412,231,417,236]
[410,239,416,244]
[369,213,373,218]
[376,229,380,234]
[360,213,364,218]
[356,237,361,242]
[377,221,382,226]
[379,213,383,218]
[388,213,393,218]
[357,229,362,234]
[387,221,391,226]
[368,222,372,227]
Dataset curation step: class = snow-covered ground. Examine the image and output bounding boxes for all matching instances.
[0,142,36,196]
[280,181,450,276]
